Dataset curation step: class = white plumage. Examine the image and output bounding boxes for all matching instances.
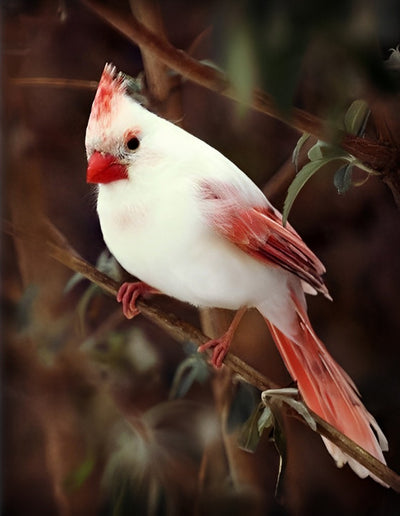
[85,64,388,483]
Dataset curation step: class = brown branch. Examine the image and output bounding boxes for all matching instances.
[310,411,398,489]
[5,217,400,488]
[129,0,171,104]
[10,77,98,90]
[6,218,390,490]
[81,0,398,174]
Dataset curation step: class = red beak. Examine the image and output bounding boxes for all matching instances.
[87,151,128,184]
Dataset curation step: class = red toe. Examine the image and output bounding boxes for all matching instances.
[117,281,156,319]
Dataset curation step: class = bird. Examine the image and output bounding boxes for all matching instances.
[85,63,388,483]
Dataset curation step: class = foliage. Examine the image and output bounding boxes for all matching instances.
[219,0,398,111]
[65,250,121,333]
[283,99,375,224]
[169,342,210,400]
[103,401,218,515]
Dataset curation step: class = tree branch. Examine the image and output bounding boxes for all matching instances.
[9,77,98,90]
[81,0,398,174]
[6,217,395,491]
[5,217,400,487]
[129,0,171,104]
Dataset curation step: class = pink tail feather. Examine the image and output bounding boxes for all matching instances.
[264,295,388,483]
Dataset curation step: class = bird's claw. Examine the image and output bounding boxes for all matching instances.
[117,281,156,319]
[198,309,246,369]
[198,336,230,369]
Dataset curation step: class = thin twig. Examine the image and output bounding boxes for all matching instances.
[81,0,398,173]
[21,228,395,490]
[10,77,98,90]
[5,218,400,489]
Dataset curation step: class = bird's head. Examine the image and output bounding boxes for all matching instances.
[85,64,153,184]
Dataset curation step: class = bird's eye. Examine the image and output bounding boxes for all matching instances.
[126,136,140,151]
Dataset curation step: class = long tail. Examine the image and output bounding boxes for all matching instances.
[263,293,388,484]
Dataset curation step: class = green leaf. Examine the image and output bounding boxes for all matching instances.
[344,99,370,136]
[64,271,84,293]
[292,132,310,171]
[334,163,354,194]
[257,405,274,435]
[262,388,317,431]
[283,157,344,225]
[64,250,120,295]
[269,406,287,499]
[169,361,199,399]
[169,354,209,400]
[226,382,258,432]
[64,454,95,492]
[307,140,348,161]
[77,283,99,333]
[238,402,265,452]
[96,250,121,281]
[307,140,324,161]
[227,24,256,108]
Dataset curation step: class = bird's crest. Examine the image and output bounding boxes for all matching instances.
[89,64,145,127]
[89,64,128,123]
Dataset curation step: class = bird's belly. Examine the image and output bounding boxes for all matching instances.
[99,203,286,311]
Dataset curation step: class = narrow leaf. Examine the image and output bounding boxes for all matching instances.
[280,397,317,431]
[257,405,274,435]
[96,250,121,281]
[170,363,199,400]
[238,403,265,452]
[227,382,258,432]
[307,141,325,161]
[283,157,343,225]
[334,163,354,195]
[262,387,317,431]
[292,132,310,171]
[77,283,99,333]
[307,140,348,161]
[64,271,84,293]
[169,355,209,400]
[270,407,287,499]
[344,99,370,136]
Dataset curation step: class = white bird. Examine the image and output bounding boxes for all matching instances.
[85,64,388,483]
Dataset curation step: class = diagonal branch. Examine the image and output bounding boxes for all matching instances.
[5,217,400,488]
[81,0,398,174]
[6,218,396,491]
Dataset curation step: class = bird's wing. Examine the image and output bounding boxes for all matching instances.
[198,179,330,298]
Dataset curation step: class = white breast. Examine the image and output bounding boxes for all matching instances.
[98,173,292,321]
[96,129,298,338]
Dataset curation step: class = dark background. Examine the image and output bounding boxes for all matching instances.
[3,0,400,514]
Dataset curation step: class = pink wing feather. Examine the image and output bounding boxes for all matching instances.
[199,179,331,299]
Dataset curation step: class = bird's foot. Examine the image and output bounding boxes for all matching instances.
[117,281,157,319]
[198,308,247,369]
[198,334,232,369]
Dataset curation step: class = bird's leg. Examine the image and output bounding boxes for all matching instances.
[198,307,247,368]
[117,281,159,319]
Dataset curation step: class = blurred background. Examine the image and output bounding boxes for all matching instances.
[3,0,400,514]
